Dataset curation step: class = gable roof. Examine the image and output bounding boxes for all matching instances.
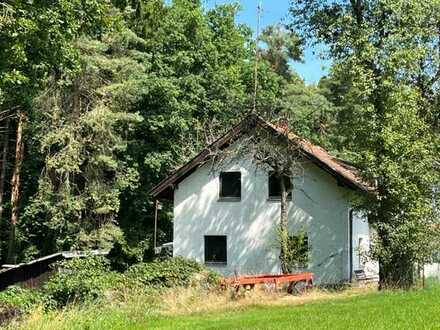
[150,114,370,199]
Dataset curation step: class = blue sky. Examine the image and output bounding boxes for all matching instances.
[203,0,330,84]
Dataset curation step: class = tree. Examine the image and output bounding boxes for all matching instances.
[290,0,440,288]
[0,0,119,262]
[279,82,338,150]
[21,34,142,256]
[114,0,254,245]
[260,24,303,82]
[253,24,337,149]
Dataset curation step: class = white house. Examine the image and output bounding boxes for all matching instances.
[151,114,379,284]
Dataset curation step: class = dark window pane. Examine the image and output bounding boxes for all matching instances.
[268,172,292,199]
[205,236,227,263]
[220,172,241,198]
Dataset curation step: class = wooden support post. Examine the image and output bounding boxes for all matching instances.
[154,199,159,252]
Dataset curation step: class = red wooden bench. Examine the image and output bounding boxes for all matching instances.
[222,272,313,294]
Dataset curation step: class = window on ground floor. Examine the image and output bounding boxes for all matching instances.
[204,235,227,264]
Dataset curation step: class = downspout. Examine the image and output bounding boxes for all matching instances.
[349,209,354,282]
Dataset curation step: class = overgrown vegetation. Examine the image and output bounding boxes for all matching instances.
[42,257,122,308]
[290,0,440,288]
[0,256,220,326]
[6,279,440,329]
[125,257,220,289]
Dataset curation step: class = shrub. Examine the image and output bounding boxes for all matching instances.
[107,239,147,272]
[43,256,122,307]
[0,286,42,312]
[125,257,218,288]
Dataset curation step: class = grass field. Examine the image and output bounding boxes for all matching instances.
[147,285,440,330]
[11,284,440,330]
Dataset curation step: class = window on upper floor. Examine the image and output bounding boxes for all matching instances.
[268,172,292,200]
[204,235,227,264]
[219,171,241,200]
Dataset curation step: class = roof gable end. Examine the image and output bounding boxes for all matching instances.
[150,114,370,199]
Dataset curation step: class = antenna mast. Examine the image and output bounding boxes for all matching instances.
[252,0,262,113]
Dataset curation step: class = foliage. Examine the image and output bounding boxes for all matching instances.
[290,0,440,288]
[0,286,43,326]
[260,24,303,82]
[0,286,42,312]
[0,0,338,265]
[280,82,338,150]
[125,257,219,288]
[0,0,120,262]
[0,0,119,110]
[43,256,122,308]
[277,229,310,272]
[19,33,143,254]
[40,255,219,309]
[107,237,150,272]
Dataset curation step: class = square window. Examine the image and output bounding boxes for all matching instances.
[268,172,292,200]
[219,172,241,199]
[204,235,227,264]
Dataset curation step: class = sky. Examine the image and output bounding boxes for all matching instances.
[203,0,330,84]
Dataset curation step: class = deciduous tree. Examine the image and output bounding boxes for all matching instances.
[290,0,440,287]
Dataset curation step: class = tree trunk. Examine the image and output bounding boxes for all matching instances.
[0,119,10,222]
[279,174,290,274]
[7,112,25,264]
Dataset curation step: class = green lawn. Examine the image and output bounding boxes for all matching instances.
[143,286,440,330]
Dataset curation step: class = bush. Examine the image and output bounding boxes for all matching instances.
[0,286,42,312]
[125,257,219,288]
[43,256,122,308]
[107,239,147,272]
[0,286,43,326]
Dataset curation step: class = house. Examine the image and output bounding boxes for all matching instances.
[150,114,379,284]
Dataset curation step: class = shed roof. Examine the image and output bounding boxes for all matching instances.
[150,114,370,199]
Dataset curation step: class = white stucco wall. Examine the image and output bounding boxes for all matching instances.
[173,155,363,284]
[351,212,379,277]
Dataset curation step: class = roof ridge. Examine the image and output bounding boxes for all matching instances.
[150,114,371,199]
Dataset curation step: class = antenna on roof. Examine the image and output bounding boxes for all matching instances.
[252,0,262,113]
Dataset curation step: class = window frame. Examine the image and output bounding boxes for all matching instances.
[267,171,293,201]
[204,235,227,265]
[218,171,241,201]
